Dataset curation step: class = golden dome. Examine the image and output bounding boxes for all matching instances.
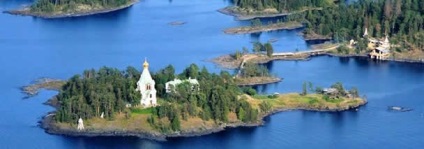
[143,59,149,68]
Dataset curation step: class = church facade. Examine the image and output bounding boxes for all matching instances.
[136,59,157,107]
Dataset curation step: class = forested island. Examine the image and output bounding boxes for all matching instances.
[33,64,365,140]
[4,0,138,18]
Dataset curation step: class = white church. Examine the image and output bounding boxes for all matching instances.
[136,59,157,107]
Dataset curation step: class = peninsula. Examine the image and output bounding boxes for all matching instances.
[212,42,341,69]
[30,61,365,141]
[224,21,303,34]
[21,78,65,98]
[4,0,138,18]
[218,0,331,20]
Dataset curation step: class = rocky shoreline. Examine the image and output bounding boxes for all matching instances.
[218,6,322,21]
[40,111,264,141]
[302,33,332,42]
[327,53,424,64]
[40,97,366,141]
[21,78,65,98]
[224,22,303,34]
[236,77,282,86]
[212,51,424,70]
[218,7,290,21]
[3,0,138,19]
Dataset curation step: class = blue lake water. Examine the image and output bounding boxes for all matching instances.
[1,0,423,148]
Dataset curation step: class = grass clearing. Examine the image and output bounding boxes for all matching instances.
[131,107,153,115]
[247,93,365,111]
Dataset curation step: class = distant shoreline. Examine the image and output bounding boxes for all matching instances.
[218,6,321,21]
[218,7,290,21]
[3,0,138,19]
[212,49,424,70]
[224,22,303,34]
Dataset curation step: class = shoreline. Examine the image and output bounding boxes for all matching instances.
[3,0,138,19]
[212,51,424,70]
[218,7,289,21]
[21,78,65,99]
[40,95,366,141]
[224,22,303,34]
[218,6,321,21]
[302,32,332,41]
[236,77,282,86]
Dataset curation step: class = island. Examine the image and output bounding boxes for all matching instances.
[4,0,138,18]
[27,60,366,141]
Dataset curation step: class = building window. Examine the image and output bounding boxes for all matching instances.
[150,94,152,98]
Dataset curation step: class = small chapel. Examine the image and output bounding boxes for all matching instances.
[136,59,157,107]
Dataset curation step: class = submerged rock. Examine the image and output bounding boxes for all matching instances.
[388,106,413,112]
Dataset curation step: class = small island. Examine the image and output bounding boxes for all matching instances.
[4,0,138,18]
[29,59,366,141]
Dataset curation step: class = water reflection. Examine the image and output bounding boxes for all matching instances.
[338,57,350,64]
[61,136,162,149]
[249,33,261,39]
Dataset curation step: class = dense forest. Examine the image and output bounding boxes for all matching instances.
[240,62,270,78]
[231,0,333,12]
[54,64,265,132]
[148,64,260,131]
[30,0,131,13]
[302,0,424,51]
[232,0,423,51]
[54,66,141,122]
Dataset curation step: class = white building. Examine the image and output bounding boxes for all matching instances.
[77,118,84,130]
[136,59,157,107]
[369,35,391,60]
[165,77,199,93]
[363,28,368,37]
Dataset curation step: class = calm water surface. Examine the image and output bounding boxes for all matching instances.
[0,0,423,148]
